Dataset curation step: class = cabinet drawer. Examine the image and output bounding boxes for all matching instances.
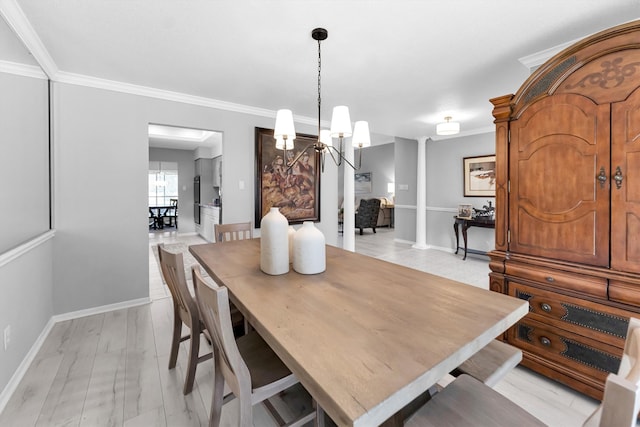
[509,282,629,348]
[505,263,606,298]
[609,279,640,308]
[509,317,622,384]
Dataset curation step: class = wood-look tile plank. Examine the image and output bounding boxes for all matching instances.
[79,349,126,427]
[35,351,95,427]
[0,354,64,426]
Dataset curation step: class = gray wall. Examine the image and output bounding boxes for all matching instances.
[393,132,496,252]
[338,143,395,205]
[51,81,338,315]
[0,238,54,399]
[0,71,49,253]
[149,147,197,234]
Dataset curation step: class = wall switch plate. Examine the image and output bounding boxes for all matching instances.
[3,325,10,350]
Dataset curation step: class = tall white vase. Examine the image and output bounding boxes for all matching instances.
[288,226,296,264]
[293,221,325,274]
[260,208,289,275]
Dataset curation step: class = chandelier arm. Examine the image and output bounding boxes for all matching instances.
[284,141,316,173]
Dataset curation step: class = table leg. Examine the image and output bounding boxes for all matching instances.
[462,223,469,260]
[453,222,460,254]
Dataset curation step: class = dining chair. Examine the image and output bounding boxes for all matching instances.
[214,221,253,242]
[452,339,522,387]
[213,221,253,335]
[157,243,212,395]
[406,317,640,427]
[192,265,322,427]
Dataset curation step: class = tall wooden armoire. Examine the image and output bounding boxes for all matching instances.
[490,20,640,400]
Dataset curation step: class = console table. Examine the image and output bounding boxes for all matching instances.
[453,216,495,260]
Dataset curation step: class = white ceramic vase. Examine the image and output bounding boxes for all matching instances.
[260,207,289,275]
[293,221,325,274]
[288,226,296,264]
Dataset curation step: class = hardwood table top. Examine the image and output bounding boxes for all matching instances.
[189,239,528,427]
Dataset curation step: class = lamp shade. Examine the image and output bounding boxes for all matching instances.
[387,182,395,193]
[352,121,371,148]
[330,106,352,138]
[436,116,460,136]
[274,109,296,140]
[320,129,332,148]
[275,135,294,150]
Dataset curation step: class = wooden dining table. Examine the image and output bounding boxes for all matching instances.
[189,239,528,427]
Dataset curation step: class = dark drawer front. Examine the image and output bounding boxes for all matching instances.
[509,317,622,383]
[509,282,629,348]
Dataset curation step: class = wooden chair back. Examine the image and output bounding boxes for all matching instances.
[192,266,252,413]
[215,222,253,242]
[583,317,640,427]
[158,244,197,329]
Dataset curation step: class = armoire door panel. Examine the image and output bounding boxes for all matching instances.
[510,94,610,266]
[611,87,640,272]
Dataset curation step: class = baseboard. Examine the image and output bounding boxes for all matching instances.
[52,297,150,323]
[0,316,55,415]
[0,296,150,414]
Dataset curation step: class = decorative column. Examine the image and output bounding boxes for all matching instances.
[413,136,428,249]
[343,139,356,252]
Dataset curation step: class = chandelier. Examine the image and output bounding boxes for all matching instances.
[273,28,370,172]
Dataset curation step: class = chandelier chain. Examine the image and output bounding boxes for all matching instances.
[317,38,322,138]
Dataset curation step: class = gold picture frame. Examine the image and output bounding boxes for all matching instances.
[463,155,496,197]
[457,204,473,219]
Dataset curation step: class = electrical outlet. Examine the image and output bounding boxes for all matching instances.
[3,325,10,350]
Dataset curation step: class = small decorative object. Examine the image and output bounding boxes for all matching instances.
[473,200,495,219]
[293,221,325,274]
[458,204,473,219]
[260,207,289,275]
[288,226,296,264]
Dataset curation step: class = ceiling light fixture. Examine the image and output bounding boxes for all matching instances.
[274,27,369,172]
[436,116,460,136]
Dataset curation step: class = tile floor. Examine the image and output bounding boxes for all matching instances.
[0,227,611,426]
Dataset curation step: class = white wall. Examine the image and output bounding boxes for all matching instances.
[52,81,338,315]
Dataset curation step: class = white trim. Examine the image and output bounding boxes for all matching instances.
[518,38,579,71]
[0,296,150,414]
[0,230,55,268]
[52,297,150,323]
[0,60,47,79]
[0,0,58,79]
[0,316,55,415]
[429,245,455,254]
[55,71,326,127]
[393,238,416,245]
[427,206,458,213]
[394,204,416,210]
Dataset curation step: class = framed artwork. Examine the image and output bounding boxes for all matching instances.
[457,204,473,219]
[354,172,372,194]
[463,155,496,197]
[255,127,321,226]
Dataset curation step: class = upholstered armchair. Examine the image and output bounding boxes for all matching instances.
[355,198,381,235]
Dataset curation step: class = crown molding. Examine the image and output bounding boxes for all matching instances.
[0,59,47,79]
[55,70,325,126]
[0,0,58,79]
[518,38,579,71]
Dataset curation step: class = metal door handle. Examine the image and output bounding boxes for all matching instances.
[597,167,607,188]
[614,166,624,189]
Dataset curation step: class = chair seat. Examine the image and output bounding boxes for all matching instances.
[236,330,296,393]
[452,340,522,387]
[405,375,545,427]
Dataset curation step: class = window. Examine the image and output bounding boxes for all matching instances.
[149,161,178,206]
